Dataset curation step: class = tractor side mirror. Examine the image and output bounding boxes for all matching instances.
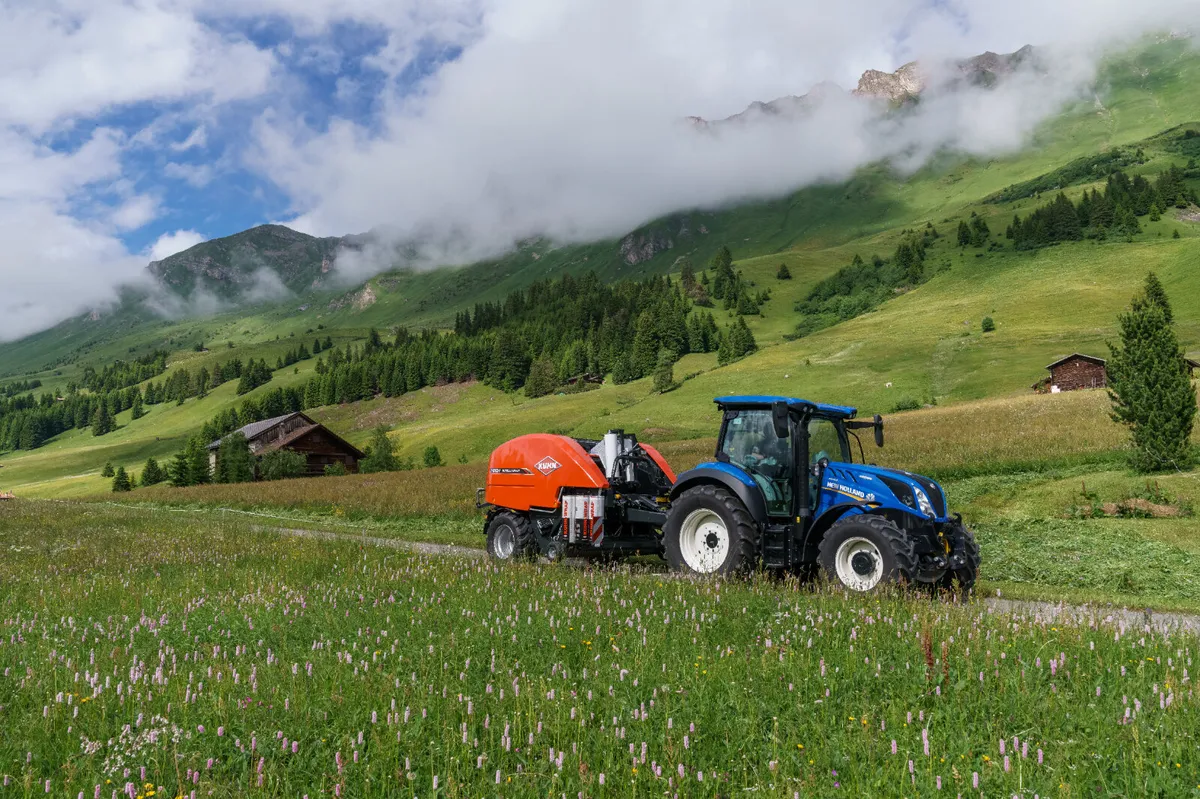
[771,401,790,440]
[874,414,884,448]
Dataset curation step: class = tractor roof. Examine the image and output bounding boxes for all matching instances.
[715,396,857,419]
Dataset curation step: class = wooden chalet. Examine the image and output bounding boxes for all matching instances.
[207,412,364,477]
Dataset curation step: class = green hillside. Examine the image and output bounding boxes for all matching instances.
[3,38,1200,502]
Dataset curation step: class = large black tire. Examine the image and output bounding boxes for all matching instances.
[938,525,981,596]
[486,512,537,562]
[818,515,918,593]
[663,485,759,575]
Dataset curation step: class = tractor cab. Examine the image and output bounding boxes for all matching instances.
[663,396,979,592]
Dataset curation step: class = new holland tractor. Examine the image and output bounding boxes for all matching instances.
[479,396,980,593]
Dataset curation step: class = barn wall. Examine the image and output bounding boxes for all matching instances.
[1051,360,1107,391]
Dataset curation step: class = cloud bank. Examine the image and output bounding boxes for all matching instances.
[1,0,1199,343]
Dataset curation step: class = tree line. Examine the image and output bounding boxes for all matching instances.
[793,225,938,337]
[1005,167,1197,250]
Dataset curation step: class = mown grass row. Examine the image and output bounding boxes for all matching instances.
[1,501,1197,797]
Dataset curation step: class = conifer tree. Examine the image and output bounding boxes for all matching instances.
[631,312,659,377]
[1108,273,1197,472]
[524,356,558,399]
[101,462,115,478]
[130,392,145,420]
[652,349,677,394]
[957,220,972,247]
[776,263,792,280]
[140,457,165,487]
[216,432,256,484]
[92,403,114,437]
[111,467,132,493]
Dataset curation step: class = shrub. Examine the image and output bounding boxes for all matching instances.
[360,426,400,473]
[981,316,996,333]
[890,397,923,413]
[260,449,307,481]
[423,446,444,468]
[324,462,348,477]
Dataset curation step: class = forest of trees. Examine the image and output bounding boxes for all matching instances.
[186,262,759,462]
[793,225,938,337]
[1005,167,1198,250]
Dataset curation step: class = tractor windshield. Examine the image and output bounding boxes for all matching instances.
[808,417,850,465]
[718,409,793,515]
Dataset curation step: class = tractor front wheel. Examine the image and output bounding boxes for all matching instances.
[818,515,918,592]
[664,485,759,576]
[486,512,537,562]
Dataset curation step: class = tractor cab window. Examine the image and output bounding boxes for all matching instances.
[808,418,850,465]
[718,410,792,515]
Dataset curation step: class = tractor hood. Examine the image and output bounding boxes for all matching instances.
[822,462,949,520]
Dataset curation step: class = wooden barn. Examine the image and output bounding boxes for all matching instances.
[1035,353,1200,393]
[207,412,364,477]
[1041,353,1109,392]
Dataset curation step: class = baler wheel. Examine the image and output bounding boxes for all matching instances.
[486,512,537,562]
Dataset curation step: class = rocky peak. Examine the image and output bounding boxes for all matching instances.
[852,61,925,103]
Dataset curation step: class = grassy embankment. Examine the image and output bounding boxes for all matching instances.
[1,500,1196,798]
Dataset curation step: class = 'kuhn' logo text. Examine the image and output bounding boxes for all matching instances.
[535,457,562,476]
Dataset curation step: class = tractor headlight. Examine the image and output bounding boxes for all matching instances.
[913,486,936,517]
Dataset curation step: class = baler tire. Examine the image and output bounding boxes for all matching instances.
[664,485,759,576]
[486,512,537,562]
[938,525,981,597]
[818,515,918,593]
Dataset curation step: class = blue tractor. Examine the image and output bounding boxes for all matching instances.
[662,396,979,592]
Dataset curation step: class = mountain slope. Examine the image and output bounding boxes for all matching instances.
[3,39,1200,497]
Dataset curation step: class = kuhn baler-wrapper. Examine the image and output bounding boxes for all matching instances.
[480,396,980,594]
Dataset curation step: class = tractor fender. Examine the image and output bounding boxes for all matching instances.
[809,503,928,542]
[670,464,769,525]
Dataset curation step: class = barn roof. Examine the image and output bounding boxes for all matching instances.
[207,412,314,450]
[1045,353,1107,371]
[261,423,366,459]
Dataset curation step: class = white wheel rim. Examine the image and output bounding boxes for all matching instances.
[678,509,730,574]
[834,536,884,591]
[494,524,515,559]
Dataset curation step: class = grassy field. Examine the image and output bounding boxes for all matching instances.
[1,500,1196,798]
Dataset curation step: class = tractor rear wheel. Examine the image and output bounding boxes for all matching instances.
[937,524,981,596]
[486,512,537,562]
[818,515,918,592]
[664,485,759,575]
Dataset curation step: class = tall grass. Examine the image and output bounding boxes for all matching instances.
[1,500,1196,797]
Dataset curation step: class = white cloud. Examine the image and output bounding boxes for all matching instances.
[252,0,1200,275]
[147,229,206,261]
[163,161,216,188]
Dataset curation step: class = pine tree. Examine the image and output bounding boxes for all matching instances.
[776,263,792,280]
[140,457,165,487]
[216,432,256,484]
[524,356,558,399]
[652,349,677,394]
[631,312,659,377]
[611,353,637,385]
[92,403,114,437]
[360,426,400,473]
[1108,274,1197,472]
[169,448,193,487]
[957,220,972,247]
[111,467,132,493]
[101,461,115,478]
[1143,272,1173,324]
[130,392,145,420]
